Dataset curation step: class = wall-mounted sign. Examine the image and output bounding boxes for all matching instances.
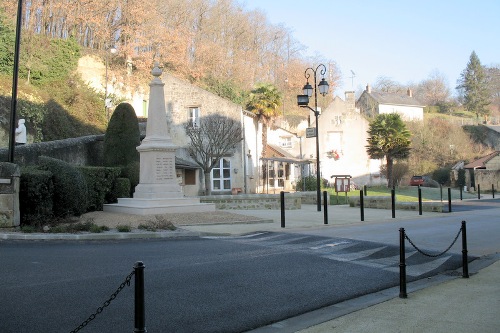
[306,127,316,138]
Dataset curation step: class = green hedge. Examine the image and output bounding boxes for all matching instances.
[106,177,131,203]
[78,166,121,211]
[38,156,88,217]
[19,167,54,226]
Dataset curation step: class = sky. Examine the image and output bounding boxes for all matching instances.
[243,0,500,95]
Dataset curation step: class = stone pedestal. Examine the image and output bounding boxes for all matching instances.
[104,64,214,215]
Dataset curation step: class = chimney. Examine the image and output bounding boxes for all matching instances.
[345,91,355,113]
[407,88,412,97]
[366,84,371,94]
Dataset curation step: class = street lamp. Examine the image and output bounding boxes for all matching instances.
[297,64,329,211]
[104,46,117,121]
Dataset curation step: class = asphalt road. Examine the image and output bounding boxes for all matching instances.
[0,233,465,333]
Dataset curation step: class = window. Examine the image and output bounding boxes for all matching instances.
[331,115,342,126]
[188,107,200,127]
[279,136,292,148]
[212,158,231,191]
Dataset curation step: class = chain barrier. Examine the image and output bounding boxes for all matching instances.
[69,270,135,333]
[405,227,462,258]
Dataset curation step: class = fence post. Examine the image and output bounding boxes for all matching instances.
[134,261,146,333]
[440,184,443,202]
[478,184,481,199]
[360,189,364,222]
[391,188,396,218]
[461,221,469,278]
[363,185,367,196]
[448,187,452,213]
[323,191,328,225]
[280,191,285,228]
[418,187,422,215]
[399,228,407,298]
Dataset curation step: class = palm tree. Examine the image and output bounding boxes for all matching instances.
[246,83,282,158]
[366,113,411,188]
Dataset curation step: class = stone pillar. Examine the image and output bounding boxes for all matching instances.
[0,163,20,228]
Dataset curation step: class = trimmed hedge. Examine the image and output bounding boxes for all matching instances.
[78,166,121,211]
[106,177,131,203]
[19,167,54,226]
[38,156,88,217]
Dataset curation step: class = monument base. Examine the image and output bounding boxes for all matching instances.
[103,197,215,215]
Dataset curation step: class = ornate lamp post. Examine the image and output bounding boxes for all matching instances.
[297,64,329,211]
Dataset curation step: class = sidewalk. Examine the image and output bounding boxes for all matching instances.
[294,255,500,333]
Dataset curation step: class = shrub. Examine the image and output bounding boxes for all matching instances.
[122,160,140,195]
[432,167,451,186]
[116,224,131,232]
[457,169,466,187]
[38,156,88,217]
[295,176,328,191]
[106,177,131,203]
[103,103,140,192]
[78,166,121,211]
[19,167,54,226]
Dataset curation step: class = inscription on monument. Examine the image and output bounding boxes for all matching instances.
[155,157,174,181]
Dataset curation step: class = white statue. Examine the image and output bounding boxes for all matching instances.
[15,119,26,145]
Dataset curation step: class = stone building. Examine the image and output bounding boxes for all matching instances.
[305,91,384,188]
[148,73,261,196]
[356,84,425,121]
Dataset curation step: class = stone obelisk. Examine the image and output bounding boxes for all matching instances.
[104,64,214,215]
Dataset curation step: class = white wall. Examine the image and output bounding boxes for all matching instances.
[379,104,423,121]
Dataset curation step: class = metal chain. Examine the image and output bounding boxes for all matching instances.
[405,228,462,258]
[69,270,135,333]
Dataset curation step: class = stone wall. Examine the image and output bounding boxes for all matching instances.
[200,193,302,210]
[474,170,500,191]
[0,135,104,167]
[348,196,444,212]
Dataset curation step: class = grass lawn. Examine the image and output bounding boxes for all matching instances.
[326,185,478,205]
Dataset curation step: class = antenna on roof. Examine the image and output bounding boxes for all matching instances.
[349,70,356,89]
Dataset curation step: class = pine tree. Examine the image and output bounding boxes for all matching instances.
[456,51,490,119]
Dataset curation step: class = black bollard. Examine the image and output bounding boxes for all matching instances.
[134,261,146,333]
[399,228,407,298]
[391,188,396,218]
[461,221,469,278]
[360,189,364,222]
[323,191,328,225]
[478,184,481,199]
[460,185,463,200]
[418,187,422,215]
[448,187,452,213]
[280,191,285,228]
[440,184,443,202]
[492,184,495,199]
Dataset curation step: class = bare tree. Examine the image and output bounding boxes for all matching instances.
[185,114,243,195]
[415,70,451,106]
[374,76,405,93]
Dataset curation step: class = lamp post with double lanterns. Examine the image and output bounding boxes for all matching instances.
[297,64,329,211]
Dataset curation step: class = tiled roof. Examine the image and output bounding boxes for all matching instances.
[463,151,500,169]
[369,91,425,107]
